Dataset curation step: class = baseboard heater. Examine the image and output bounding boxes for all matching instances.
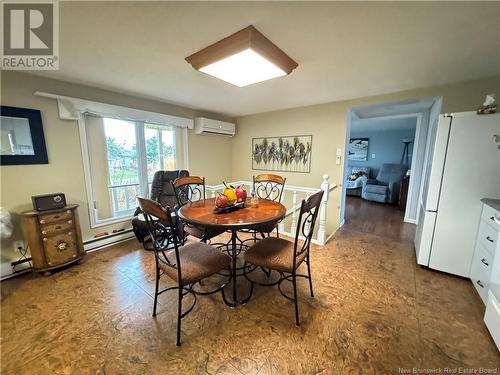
[84,228,135,252]
[1,229,135,280]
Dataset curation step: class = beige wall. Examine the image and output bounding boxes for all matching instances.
[0,71,233,264]
[188,130,232,185]
[2,71,499,268]
[232,76,500,236]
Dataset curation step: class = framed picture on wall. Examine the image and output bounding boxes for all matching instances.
[348,138,369,161]
[252,135,312,173]
[0,106,48,165]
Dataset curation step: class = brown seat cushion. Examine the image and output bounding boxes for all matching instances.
[184,224,226,241]
[159,243,230,285]
[244,237,307,273]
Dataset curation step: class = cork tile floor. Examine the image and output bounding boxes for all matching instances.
[1,226,499,374]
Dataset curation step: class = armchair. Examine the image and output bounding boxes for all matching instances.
[132,170,189,247]
[362,164,406,204]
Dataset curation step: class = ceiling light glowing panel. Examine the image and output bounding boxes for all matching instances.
[199,49,286,87]
[185,25,298,87]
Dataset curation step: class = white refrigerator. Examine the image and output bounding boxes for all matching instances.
[415,111,500,277]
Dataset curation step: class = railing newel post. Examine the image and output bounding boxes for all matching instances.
[290,190,298,235]
[316,174,329,245]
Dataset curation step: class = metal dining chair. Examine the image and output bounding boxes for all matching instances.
[253,174,286,237]
[172,176,226,242]
[243,190,324,326]
[253,174,286,202]
[137,197,230,346]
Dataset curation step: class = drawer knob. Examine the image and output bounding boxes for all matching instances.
[481,258,489,266]
[42,230,47,235]
[67,220,73,224]
[42,237,47,242]
[68,232,72,236]
[476,280,484,288]
[57,242,68,251]
[486,236,494,243]
[48,262,52,266]
[39,219,46,224]
[66,210,71,214]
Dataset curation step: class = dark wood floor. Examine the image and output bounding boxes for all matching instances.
[343,196,416,242]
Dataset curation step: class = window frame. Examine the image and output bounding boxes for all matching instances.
[78,114,189,228]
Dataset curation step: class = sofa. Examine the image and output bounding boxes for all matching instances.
[362,163,406,204]
[345,166,371,197]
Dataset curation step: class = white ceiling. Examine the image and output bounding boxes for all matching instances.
[33,2,500,117]
[351,116,418,134]
[352,97,438,119]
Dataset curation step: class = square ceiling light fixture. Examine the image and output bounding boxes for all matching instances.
[185,25,298,87]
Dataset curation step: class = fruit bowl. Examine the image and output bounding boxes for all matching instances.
[214,182,247,213]
[213,201,245,214]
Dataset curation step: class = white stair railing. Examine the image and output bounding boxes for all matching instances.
[316,174,330,245]
[290,190,298,235]
[205,175,335,245]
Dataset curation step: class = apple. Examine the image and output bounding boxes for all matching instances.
[235,185,247,203]
[215,193,229,208]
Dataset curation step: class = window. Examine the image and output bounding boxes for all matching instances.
[144,124,176,193]
[81,114,185,227]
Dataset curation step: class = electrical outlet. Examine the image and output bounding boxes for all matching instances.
[13,240,24,253]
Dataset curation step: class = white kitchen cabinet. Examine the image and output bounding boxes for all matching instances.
[471,199,500,351]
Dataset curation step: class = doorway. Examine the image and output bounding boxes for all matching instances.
[339,97,442,234]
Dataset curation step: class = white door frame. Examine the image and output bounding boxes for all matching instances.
[339,97,442,226]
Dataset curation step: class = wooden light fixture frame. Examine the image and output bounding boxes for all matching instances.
[185,25,298,75]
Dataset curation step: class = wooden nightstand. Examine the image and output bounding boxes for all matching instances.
[22,204,85,275]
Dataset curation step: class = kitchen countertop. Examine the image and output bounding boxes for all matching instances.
[481,198,500,212]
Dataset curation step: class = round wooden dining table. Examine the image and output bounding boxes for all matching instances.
[178,197,286,307]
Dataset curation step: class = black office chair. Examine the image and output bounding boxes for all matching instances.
[132,170,189,248]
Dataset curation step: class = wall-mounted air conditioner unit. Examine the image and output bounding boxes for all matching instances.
[194,117,235,137]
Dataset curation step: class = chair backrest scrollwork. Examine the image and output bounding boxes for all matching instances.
[293,190,324,269]
[137,196,182,282]
[253,174,286,202]
[172,176,206,207]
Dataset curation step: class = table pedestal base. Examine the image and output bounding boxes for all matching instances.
[220,230,254,307]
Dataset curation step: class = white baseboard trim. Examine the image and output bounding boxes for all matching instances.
[1,260,32,280]
[1,230,136,280]
[273,230,335,246]
[278,231,321,244]
[339,219,345,227]
[83,229,135,252]
[325,231,336,244]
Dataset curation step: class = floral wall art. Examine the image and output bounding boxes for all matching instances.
[252,135,312,173]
